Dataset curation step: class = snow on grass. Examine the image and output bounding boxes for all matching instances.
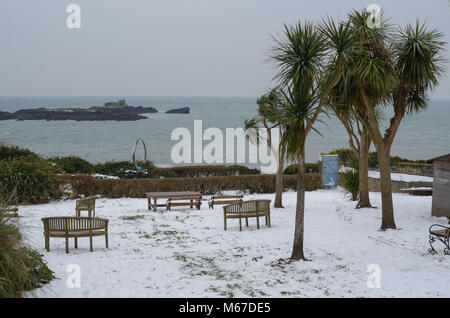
[19,188,449,298]
[368,171,433,182]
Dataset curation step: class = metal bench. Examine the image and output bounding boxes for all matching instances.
[223,200,271,231]
[166,196,202,211]
[208,195,244,209]
[42,216,109,253]
[429,220,450,255]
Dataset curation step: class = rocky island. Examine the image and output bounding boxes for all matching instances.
[165,107,190,114]
[0,99,158,121]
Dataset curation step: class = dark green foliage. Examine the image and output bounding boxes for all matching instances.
[283,163,319,175]
[0,203,55,298]
[368,151,427,169]
[51,156,95,174]
[329,148,356,166]
[153,165,260,178]
[342,169,359,201]
[0,156,60,204]
[0,145,40,161]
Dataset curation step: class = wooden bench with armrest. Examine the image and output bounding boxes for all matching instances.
[223,200,271,231]
[42,216,109,253]
[75,196,97,217]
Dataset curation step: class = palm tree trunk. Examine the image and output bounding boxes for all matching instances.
[357,132,371,208]
[291,152,306,260]
[274,152,285,208]
[376,143,397,230]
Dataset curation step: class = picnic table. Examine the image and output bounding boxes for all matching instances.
[145,192,202,211]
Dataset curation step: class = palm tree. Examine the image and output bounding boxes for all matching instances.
[318,17,374,208]
[245,88,286,208]
[271,22,327,260]
[343,10,446,229]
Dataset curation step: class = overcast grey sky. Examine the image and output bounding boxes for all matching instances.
[1,0,449,98]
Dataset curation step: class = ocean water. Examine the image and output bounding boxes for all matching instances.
[0,96,449,167]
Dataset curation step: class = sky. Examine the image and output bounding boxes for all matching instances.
[0,0,449,98]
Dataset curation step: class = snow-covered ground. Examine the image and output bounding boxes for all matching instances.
[20,188,449,298]
[368,171,433,182]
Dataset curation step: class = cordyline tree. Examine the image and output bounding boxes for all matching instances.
[271,22,329,260]
[318,18,374,208]
[245,88,287,208]
[331,10,446,229]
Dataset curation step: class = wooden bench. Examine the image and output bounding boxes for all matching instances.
[3,207,19,218]
[429,219,450,255]
[209,195,243,209]
[223,200,271,231]
[166,196,202,211]
[42,217,109,253]
[75,196,97,217]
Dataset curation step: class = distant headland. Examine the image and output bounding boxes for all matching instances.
[0,99,190,121]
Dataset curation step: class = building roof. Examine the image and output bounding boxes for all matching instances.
[427,153,450,163]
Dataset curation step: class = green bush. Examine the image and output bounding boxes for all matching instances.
[0,145,40,161]
[367,152,427,169]
[0,202,55,298]
[342,169,359,201]
[329,148,357,166]
[152,165,260,178]
[94,160,154,178]
[0,156,60,204]
[283,163,319,175]
[50,156,95,174]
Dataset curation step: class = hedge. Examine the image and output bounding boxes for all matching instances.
[283,163,320,175]
[153,165,260,178]
[60,173,321,198]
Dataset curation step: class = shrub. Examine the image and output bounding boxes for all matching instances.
[367,152,427,169]
[342,169,359,201]
[152,165,260,178]
[0,145,40,161]
[329,148,356,166]
[283,163,319,175]
[50,156,95,174]
[0,156,60,204]
[94,160,154,178]
[0,202,55,297]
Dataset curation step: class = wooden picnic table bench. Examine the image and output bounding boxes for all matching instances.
[146,192,201,211]
[166,196,202,210]
[209,194,243,209]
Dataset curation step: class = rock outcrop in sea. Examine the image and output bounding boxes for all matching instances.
[0,100,158,121]
[165,107,190,114]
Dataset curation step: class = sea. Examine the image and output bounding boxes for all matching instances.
[0,96,449,168]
